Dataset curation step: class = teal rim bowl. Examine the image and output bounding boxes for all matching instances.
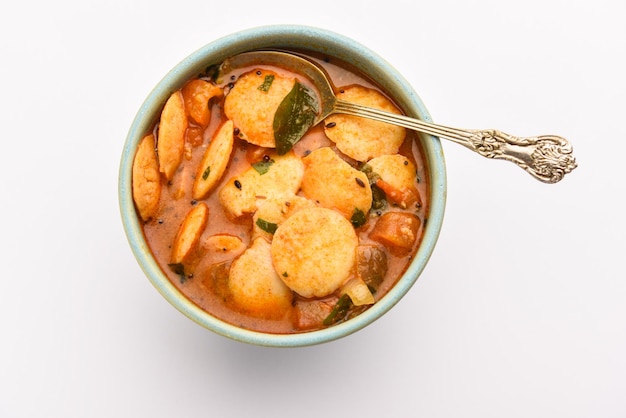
[119,24,447,347]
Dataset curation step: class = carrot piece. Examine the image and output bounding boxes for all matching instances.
[294,299,335,330]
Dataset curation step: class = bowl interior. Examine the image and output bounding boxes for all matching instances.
[119,25,446,347]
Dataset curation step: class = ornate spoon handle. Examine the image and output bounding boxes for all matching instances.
[333,100,577,183]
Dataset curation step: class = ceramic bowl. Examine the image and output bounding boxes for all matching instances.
[119,24,446,347]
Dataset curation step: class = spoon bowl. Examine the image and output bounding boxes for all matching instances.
[221,50,577,184]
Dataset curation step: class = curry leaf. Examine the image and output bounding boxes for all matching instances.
[273,81,318,155]
[323,294,353,326]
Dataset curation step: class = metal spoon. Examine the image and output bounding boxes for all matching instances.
[219,50,577,183]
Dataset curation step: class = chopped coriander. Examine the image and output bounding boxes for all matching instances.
[201,165,211,180]
[360,163,381,183]
[256,218,278,234]
[350,207,367,228]
[371,184,387,211]
[252,158,274,175]
[361,164,387,210]
[258,74,275,92]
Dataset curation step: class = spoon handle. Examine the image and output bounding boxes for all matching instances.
[334,100,577,183]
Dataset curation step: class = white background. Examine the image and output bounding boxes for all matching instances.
[1,0,624,417]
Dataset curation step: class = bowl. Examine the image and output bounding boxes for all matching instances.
[119,24,446,347]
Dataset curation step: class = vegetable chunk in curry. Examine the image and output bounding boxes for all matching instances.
[131,51,430,334]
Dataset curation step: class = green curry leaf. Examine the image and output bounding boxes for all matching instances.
[323,294,353,326]
[273,81,318,155]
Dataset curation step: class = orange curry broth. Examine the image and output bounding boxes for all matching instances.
[138,52,431,334]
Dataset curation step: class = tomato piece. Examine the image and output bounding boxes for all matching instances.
[181,79,223,127]
[369,212,420,251]
[294,299,335,330]
[186,126,205,147]
[356,245,387,291]
[245,145,270,164]
[376,179,420,209]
